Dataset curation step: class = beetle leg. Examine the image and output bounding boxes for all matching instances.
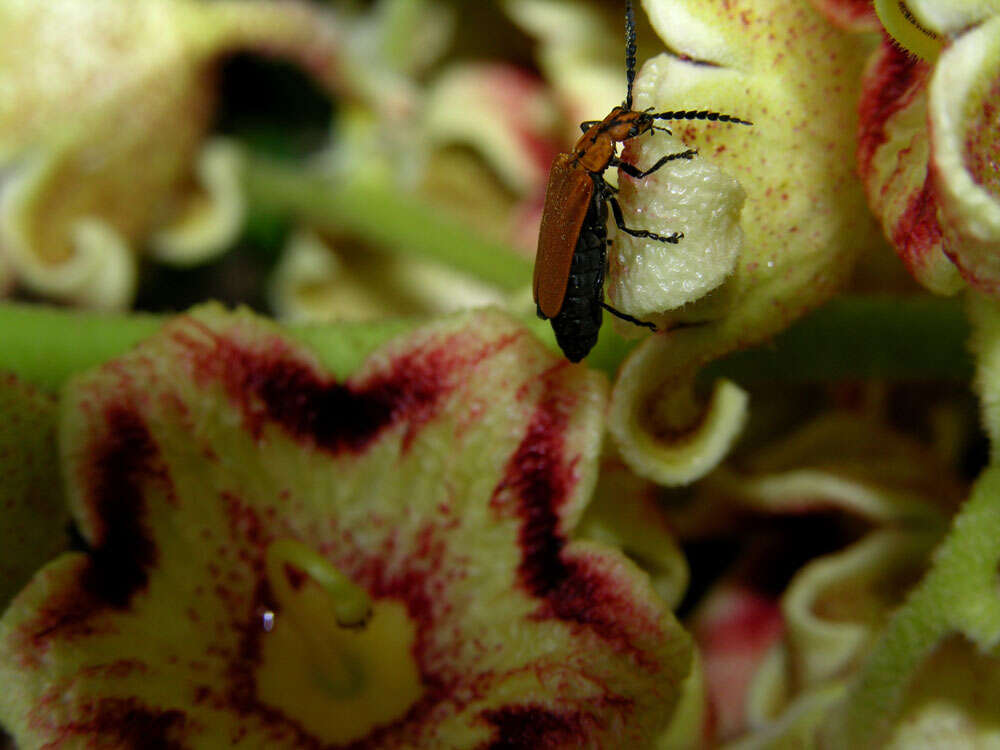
[613,149,697,180]
[579,120,602,133]
[608,197,683,243]
[601,302,657,331]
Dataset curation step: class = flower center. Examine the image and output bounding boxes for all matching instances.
[256,539,423,744]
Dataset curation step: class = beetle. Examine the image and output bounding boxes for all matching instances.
[533,0,751,362]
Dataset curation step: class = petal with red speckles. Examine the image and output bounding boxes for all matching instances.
[857,39,964,295]
[608,0,884,485]
[808,0,881,31]
[0,305,693,748]
[928,16,1000,293]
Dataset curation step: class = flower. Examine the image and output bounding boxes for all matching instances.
[0,0,350,309]
[856,0,1000,294]
[672,405,962,745]
[0,304,692,747]
[602,0,883,486]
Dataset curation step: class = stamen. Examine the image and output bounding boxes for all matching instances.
[264,538,374,697]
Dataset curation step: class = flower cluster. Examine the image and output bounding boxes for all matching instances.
[1,0,1000,747]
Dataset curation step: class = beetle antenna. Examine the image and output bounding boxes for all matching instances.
[625,0,637,111]
[654,110,753,126]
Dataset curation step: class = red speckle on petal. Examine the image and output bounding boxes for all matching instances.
[18,406,168,659]
[492,375,657,668]
[29,696,189,750]
[857,38,930,177]
[81,406,166,607]
[172,320,517,455]
[891,174,945,278]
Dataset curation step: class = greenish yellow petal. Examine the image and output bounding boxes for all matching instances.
[577,456,690,609]
[1,305,692,747]
[903,0,1000,36]
[609,0,882,484]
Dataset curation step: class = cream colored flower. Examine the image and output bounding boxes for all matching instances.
[857,0,1000,294]
[606,0,882,485]
[0,0,348,308]
[0,304,693,747]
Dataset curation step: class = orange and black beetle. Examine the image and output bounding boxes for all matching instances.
[533,0,751,362]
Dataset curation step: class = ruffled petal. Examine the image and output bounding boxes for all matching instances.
[0,305,693,748]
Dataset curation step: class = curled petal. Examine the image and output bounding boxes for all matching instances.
[609,116,747,322]
[611,0,882,481]
[782,530,940,688]
[609,327,748,486]
[577,457,689,608]
[819,465,1000,747]
[268,230,505,323]
[148,139,245,267]
[903,0,1000,36]
[424,64,558,196]
[928,16,1000,293]
[0,159,139,307]
[857,40,962,294]
[731,681,846,749]
[504,0,625,134]
[0,0,350,306]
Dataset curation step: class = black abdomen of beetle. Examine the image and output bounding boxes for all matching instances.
[549,193,608,363]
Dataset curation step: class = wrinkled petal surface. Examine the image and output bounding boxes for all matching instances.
[0,305,692,748]
[609,0,883,485]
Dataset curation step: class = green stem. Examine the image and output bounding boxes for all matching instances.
[0,296,972,390]
[0,302,416,390]
[242,155,533,292]
[704,295,972,383]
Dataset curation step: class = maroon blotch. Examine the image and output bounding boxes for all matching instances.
[479,705,589,749]
[80,406,163,607]
[176,324,458,454]
[493,389,653,663]
[52,697,188,750]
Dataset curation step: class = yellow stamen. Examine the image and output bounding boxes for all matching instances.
[264,539,372,696]
[258,539,423,743]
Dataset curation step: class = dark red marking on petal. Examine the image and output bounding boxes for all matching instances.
[30,696,189,750]
[284,563,307,590]
[478,705,591,749]
[490,383,576,596]
[172,321,516,455]
[20,406,167,657]
[221,506,474,748]
[492,376,656,666]
[891,173,944,278]
[857,37,930,177]
[81,406,164,606]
